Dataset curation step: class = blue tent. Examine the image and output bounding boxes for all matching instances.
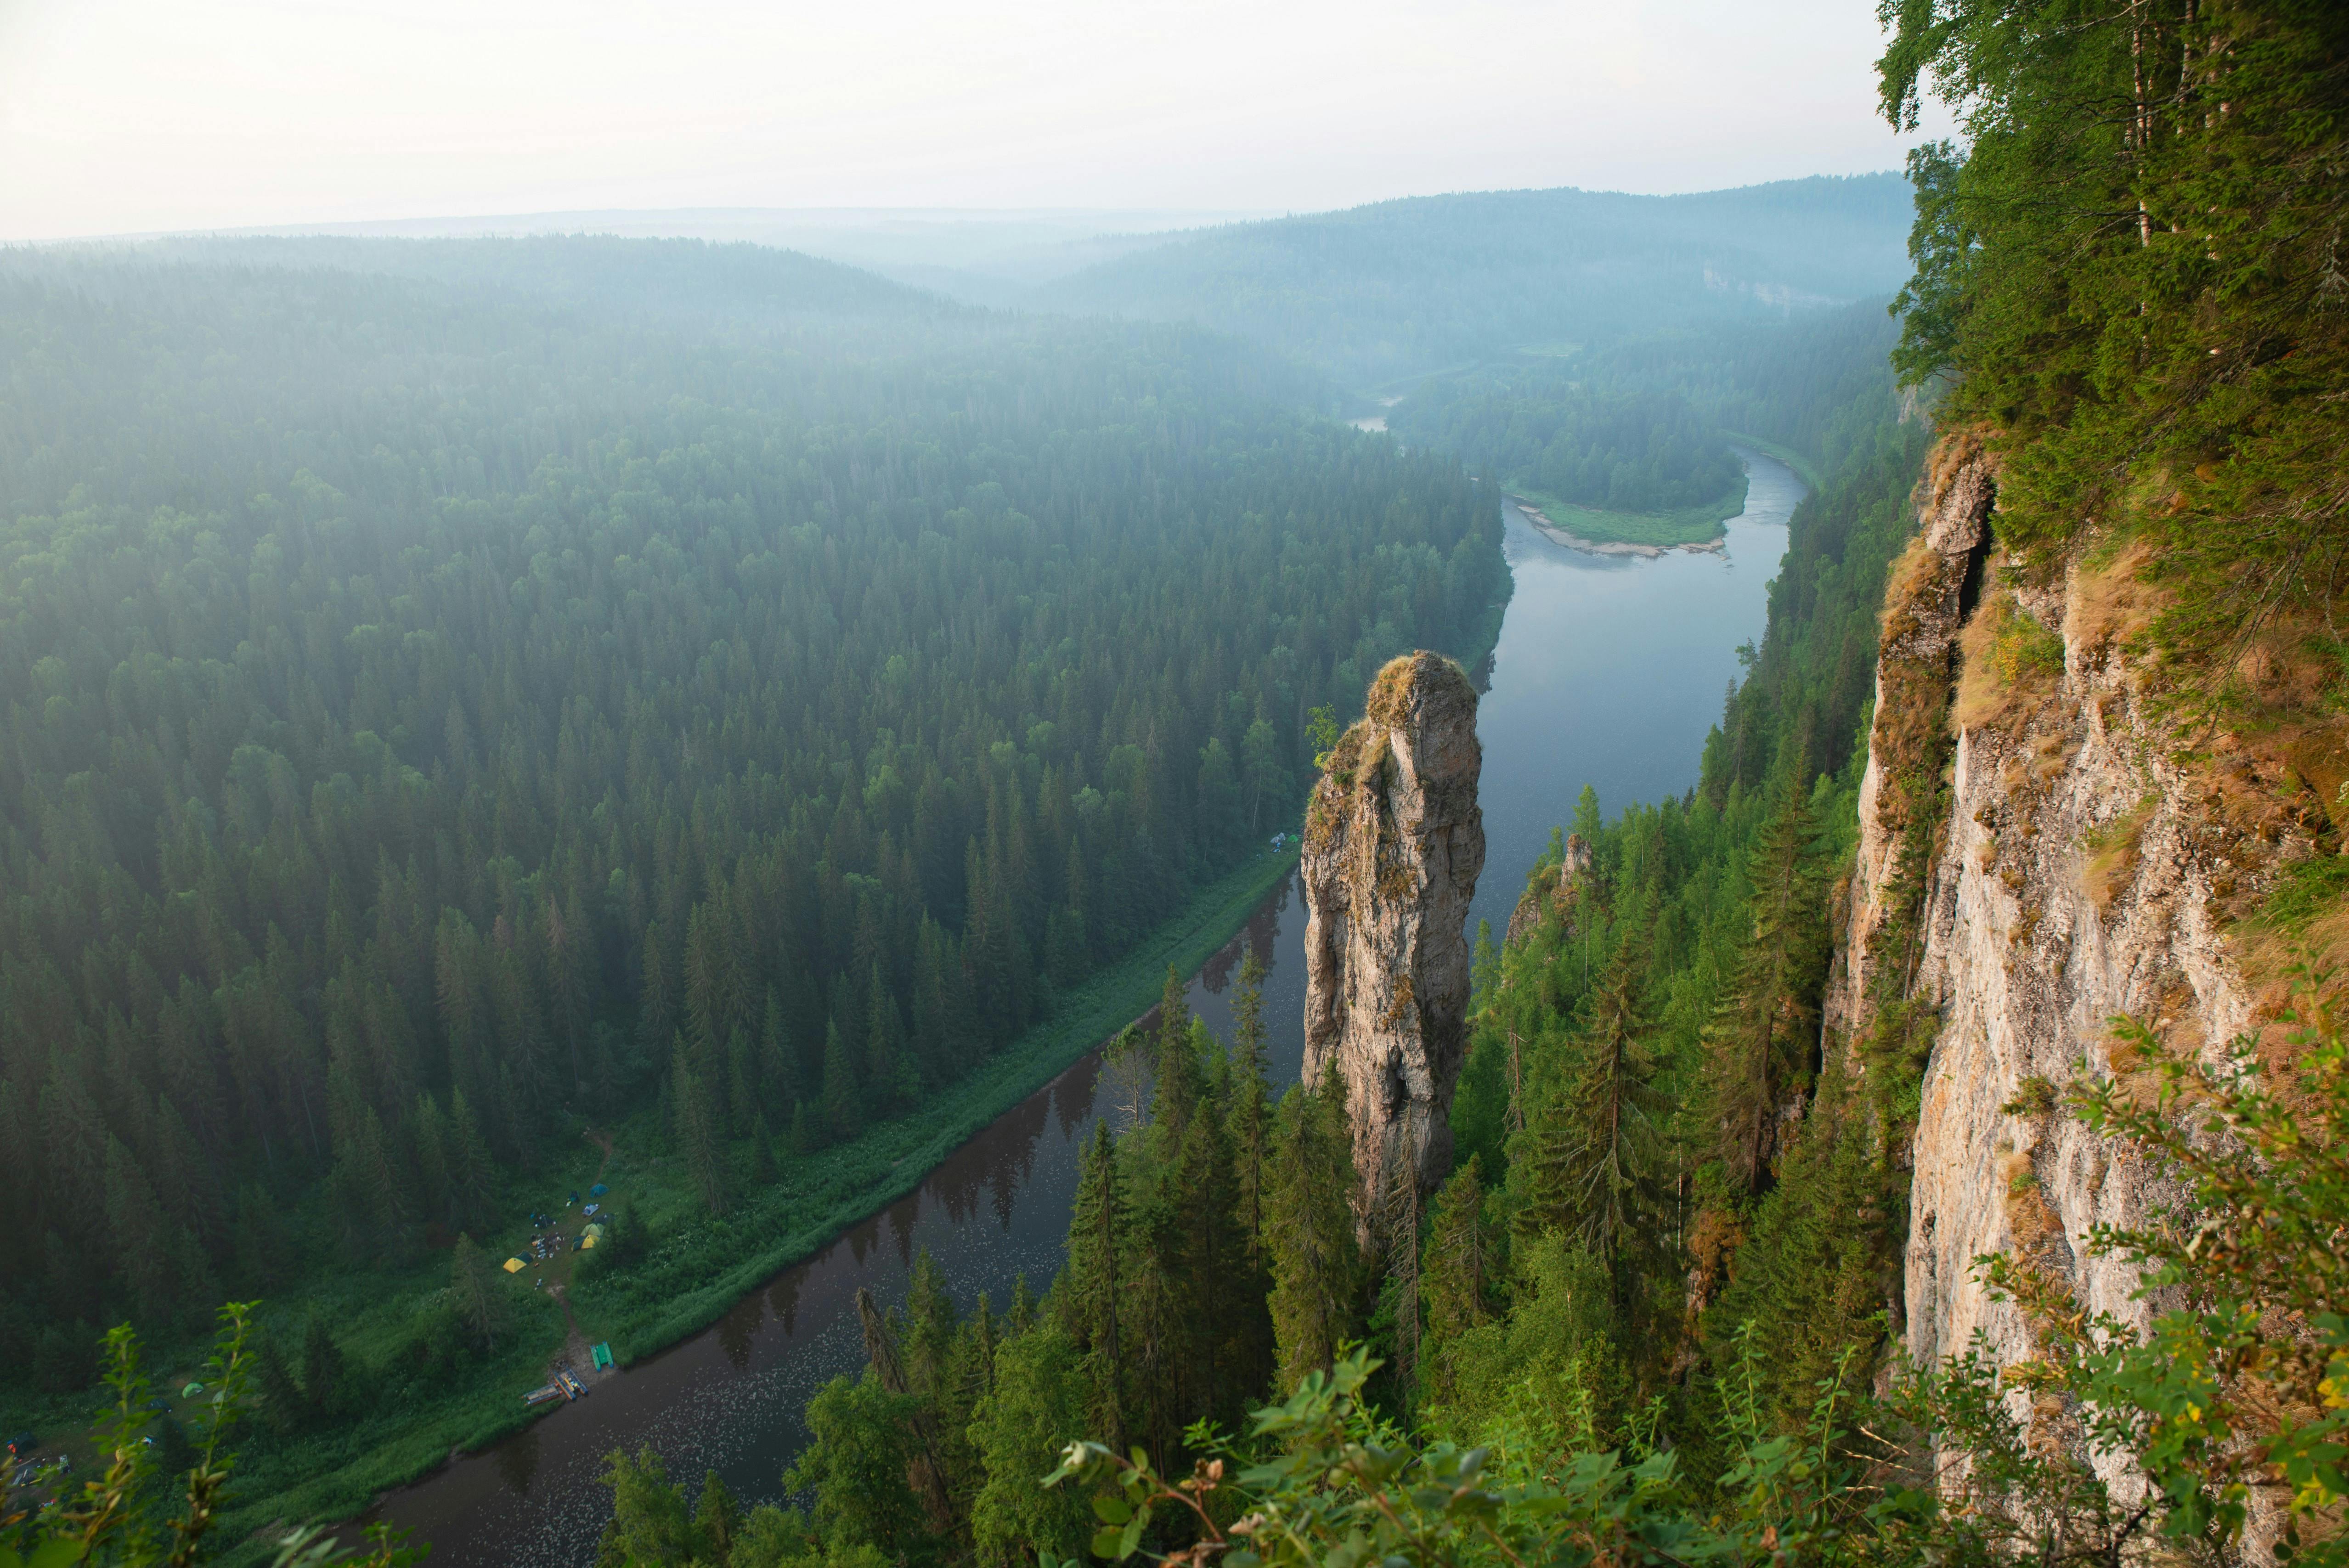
[589,1183,608,1196]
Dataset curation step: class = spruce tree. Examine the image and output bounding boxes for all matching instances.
[903,1248,958,1400]
[252,1328,306,1432]
[102,1135,173,1325]
[1060,1122,1128,1449]
[299,1313,346,1421]
[1172,1084,1261,1427]
[1226,951,1274,1264]
[968,1318,1092,1568]
[1513,931,1666,1312]
[1701,761,1827,1194]
[865,961,915,1115]
[821,1018,861,1144]
[692,1471,740,1564]
[1265,1067,1364,1389]
[759,987,794,1118]
[446,1088,497,1233]
[638,923,674,1059]
[450,1231,506,1350]
[727,1027,759,1138]
[1150,965,1201,1143]
[1422,1156,1502,1342]
[411,1092,454,1230]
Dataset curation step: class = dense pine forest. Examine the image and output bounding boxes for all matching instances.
[562,286,1936,1568]
[0,239,1503,1502]
[1388,382,1746,517]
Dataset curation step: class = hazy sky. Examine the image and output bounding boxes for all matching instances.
[0,0,1946,240]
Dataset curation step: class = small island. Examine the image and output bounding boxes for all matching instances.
[1389,381,1749,552]
[1505,472,1746,555]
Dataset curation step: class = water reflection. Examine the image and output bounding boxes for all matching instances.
[717,1293,761,1372]
[495,1427,540,1499]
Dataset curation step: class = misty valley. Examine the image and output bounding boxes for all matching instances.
[4,11,2348,1565]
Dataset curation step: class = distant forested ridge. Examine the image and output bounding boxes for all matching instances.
[1050,175,1916,386]
[0,240,1504,1379]
[1389,384,1743,515]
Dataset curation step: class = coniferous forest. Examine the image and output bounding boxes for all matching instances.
[8,0,2349,1560]
[0,239,1501,1479]
[1388,382,1746,516]
[579,3,2349,1565]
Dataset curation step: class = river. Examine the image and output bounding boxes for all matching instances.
[373,449,1804,1564]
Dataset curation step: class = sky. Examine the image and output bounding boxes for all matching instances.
[0,0,1950,241]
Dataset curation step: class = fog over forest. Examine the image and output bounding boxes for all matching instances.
[5,4,2343,1567]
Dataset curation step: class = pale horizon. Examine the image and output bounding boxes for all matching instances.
[0,0,1951,244]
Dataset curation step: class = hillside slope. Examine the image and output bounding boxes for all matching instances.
[1047,175,1915,387]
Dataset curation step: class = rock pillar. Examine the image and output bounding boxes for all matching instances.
[1300,651,1485,1236]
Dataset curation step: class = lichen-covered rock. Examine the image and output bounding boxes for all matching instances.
[1503,833,1593,950]
[1823,444,1993,1046]
[1302,651,1485,1233]
[1896,562,2266,1508]
[1834,442,2307,1532]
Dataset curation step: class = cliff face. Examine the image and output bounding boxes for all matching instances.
[1302,651,1485,1233]
[1836,445,2324,1505]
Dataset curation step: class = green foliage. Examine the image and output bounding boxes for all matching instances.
[1043,1341,1922,1568]
[786,1374,936,1562]
[1980,973,2349,1557]
[0,234,1502,1379]
[0,227,1505,1537]
[967,1322,1094,1568]
[1699,757,1832,1195]
[445,1234,506,1353]
[1391,383,1745,517]
[1263,1069,1365,1391]
[0,1308,417,1567]
[1879,0,2349,678]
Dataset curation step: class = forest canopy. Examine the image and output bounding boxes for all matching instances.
[1389,382,1746,516]
[0,240,1504,1388]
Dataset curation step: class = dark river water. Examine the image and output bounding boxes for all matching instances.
[373,451,1802,1564]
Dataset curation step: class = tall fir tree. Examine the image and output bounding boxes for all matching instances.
[1060,1121,1129,1451]
[1701,760,1828,1194]
[1264,1066,1364,1389]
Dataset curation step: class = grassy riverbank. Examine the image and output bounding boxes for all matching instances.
[570,843,1303,1363]
[1508,474,1747,548]
[0,845,1301,1561]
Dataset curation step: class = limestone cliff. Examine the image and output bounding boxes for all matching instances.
[1835,440,2333,1514]
[1302,651,1485,1233]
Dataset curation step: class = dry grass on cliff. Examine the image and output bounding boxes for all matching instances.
[2066,535,2163,660]
[1954,577,2067,736]
[2080,795,2158,912]
[1879,536,1942,649]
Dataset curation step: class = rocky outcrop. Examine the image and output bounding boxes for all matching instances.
[1504,833,1593,949]
[1302,651,1485,1233]
[1838,441,2326,1522]
[1824,443,1992,1045]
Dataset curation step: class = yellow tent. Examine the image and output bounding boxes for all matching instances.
[580,1234,598,1249]
[503,1257,526,1273]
